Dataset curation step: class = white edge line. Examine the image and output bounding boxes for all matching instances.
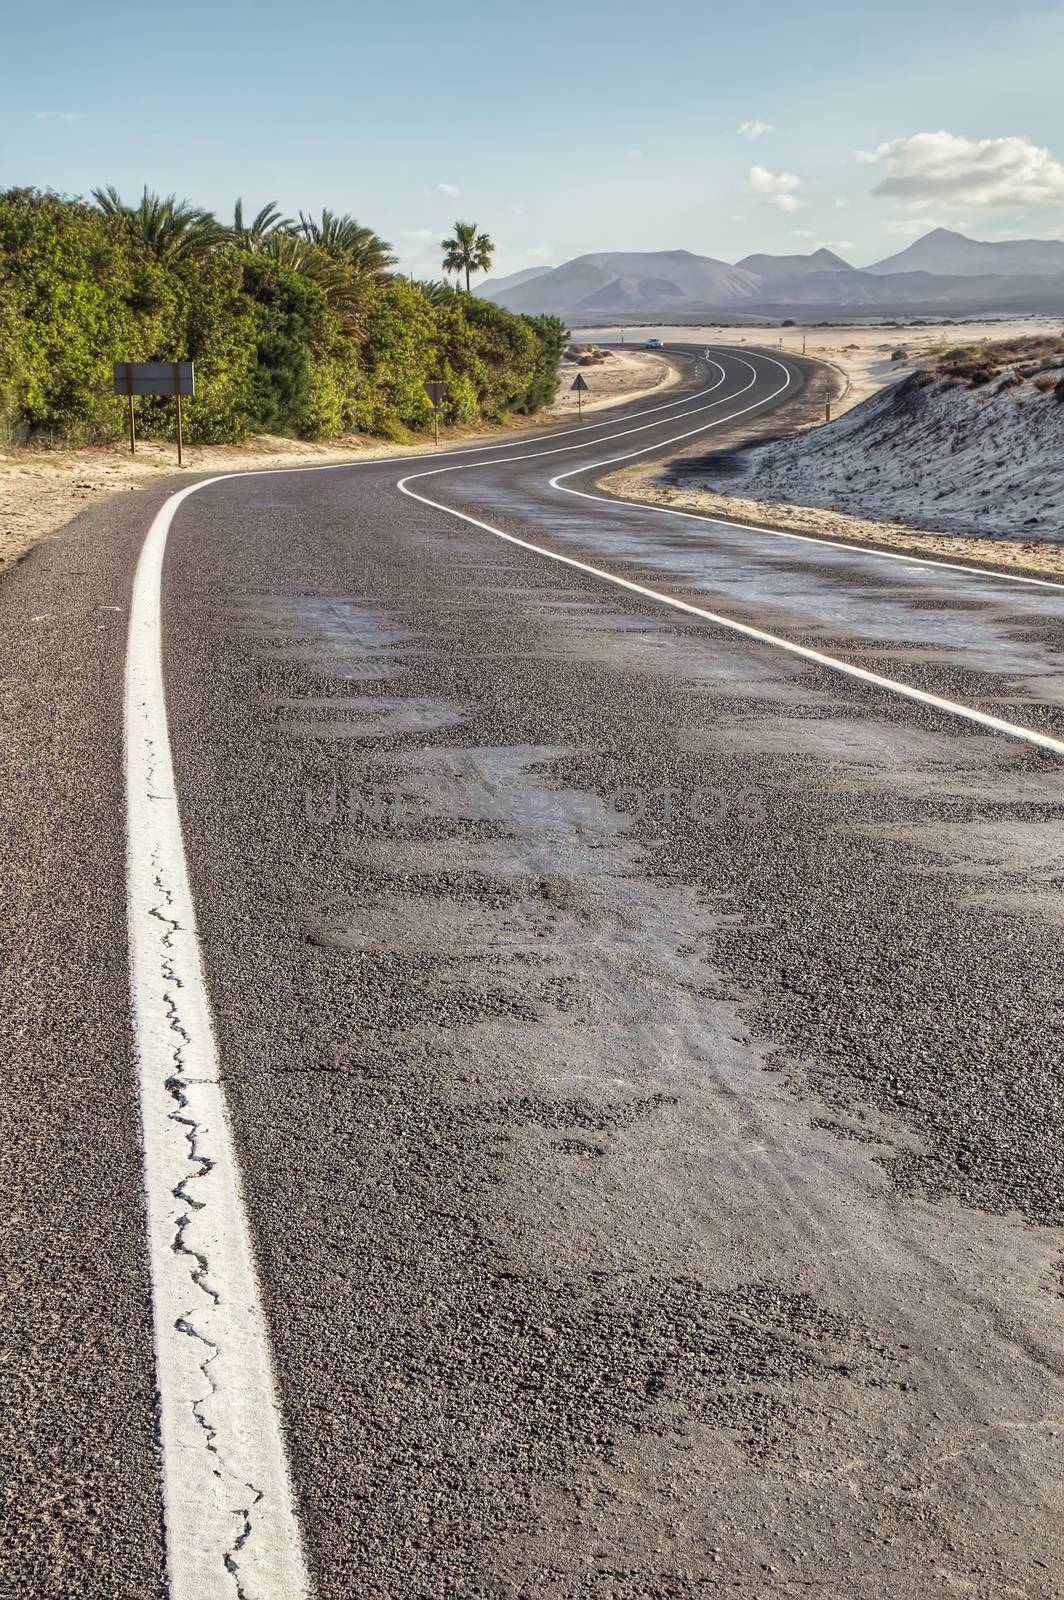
[559,473,1064,594]
[126,482,310,1598]
[394,357,1064,759]
[547,352,1064,594]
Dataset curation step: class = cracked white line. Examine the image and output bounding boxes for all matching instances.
[126,488,310,1598]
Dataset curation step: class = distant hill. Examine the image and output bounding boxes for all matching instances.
[483,233,1064,316]
[760,269,1064,312]
[494,250,761,315]
[476,265,554,301]
[736,247,854,280]
[866,227,1064,278]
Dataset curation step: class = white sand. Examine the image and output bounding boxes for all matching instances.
[570,317,1064,416]
[550,347,679,416]
[677,368,1064,545]
[602,463,1064,579]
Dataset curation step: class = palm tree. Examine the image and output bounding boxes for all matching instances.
[408,277,461,308]
[441,221,494,292]
[231,198,292,251]
[92,185,224,263]
[257,233,372,334]
[294,210,396,279]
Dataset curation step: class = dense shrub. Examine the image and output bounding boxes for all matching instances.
[0,188,565,444]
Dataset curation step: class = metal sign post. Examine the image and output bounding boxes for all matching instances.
[570,372,589,419]
[124,363,136,454]
[113,361,195,463]
[173,363,184,466]
[424,380,448,447]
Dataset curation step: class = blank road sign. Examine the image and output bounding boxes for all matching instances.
[113,361,195,397]
[570,374,589,391]
[424,381,447,407]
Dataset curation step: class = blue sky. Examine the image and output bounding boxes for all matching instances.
[5,0,1064,276]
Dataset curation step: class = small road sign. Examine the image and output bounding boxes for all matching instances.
[113,361,195,397]
[423,381,448,444]
[570,374,589,391]
[570,371,589,417]
[113,361,195,464]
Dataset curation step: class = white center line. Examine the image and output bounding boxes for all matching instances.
[550,352,1064,593]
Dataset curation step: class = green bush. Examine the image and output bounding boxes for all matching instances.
[0,187,565,445]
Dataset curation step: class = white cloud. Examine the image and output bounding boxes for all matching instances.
[34,109,81,122]
[403,228,434,240]
[864,130,1064,209]
[790,228,816,238]
[436,181,461,199]
[834,196,851,209]
[738,119,774,139]
[818,239,855,251]
[525,245,555,261]
[748,164,802,212]
[886,216,969,235]
[626,148,644,162]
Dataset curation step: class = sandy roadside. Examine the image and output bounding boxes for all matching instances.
[600,463,1064,579]
[571,316,1064,416]
[0,432,414,577]
[0,351,674,577]
[550,346,680,416]
[590,319,1064,579]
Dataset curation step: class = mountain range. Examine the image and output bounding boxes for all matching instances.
[476,230,1064,317]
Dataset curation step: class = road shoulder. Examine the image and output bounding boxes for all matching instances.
[0,494,174,1598]
[598,348,1064,581]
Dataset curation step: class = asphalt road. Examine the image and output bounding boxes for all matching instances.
[3,345,1063,1599]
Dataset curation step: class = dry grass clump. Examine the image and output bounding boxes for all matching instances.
[566,343,613,366]
[931,333,1064,386]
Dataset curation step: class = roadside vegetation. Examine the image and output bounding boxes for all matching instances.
[926,332,1064,395]
[0,188,566,446]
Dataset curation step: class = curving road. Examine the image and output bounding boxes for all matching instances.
[3,345,1063,1599]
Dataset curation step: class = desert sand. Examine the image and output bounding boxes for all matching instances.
[602,465,1064,578]
[549,346,680,415]
[570,317,1064,414]
[0,433,416,576]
